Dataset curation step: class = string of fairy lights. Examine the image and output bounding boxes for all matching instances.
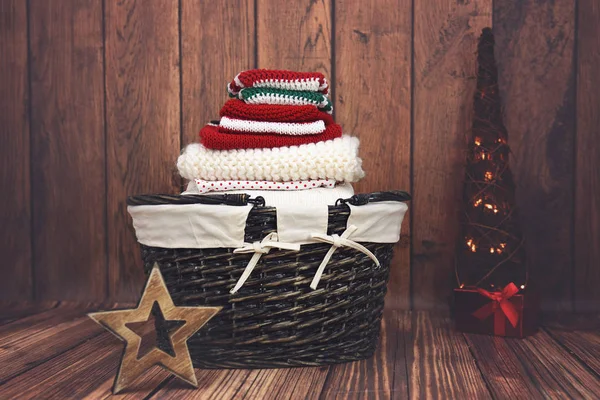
[459,132,526,289]
[463,134,508,255]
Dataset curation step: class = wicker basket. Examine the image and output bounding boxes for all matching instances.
[127,190,410,369]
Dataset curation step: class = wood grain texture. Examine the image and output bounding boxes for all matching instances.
[508,330,600,398]
[29,0,106,300]
[0,316,101,383]
[0,301,58,324]
[545,327,600,376]
[335,0,412,309]
[0,332,121,399]
[105,0,180,301]
[88,267,221,393]
[0,302,112,345]
[85,367,171,400]
[412,0,492,309]
[181,0,254,146]
[494,0,576,311]
[320,310,409,399]
[148,369,255,399]
[0,0,31,301]
[463,334,546,399]
[574,0,600,312]
[0,0,596,312]
[230,367,329,400]
[409,312,490,399]
[257,0,331,74]
[0,304,156,399]
[3,308,600,398]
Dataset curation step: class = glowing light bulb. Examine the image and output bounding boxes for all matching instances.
[485,171,493,181]
[474,137,482,146]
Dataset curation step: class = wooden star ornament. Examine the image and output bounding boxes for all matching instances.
[88,264,221,394]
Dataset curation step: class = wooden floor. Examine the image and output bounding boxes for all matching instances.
[0,303,599,399]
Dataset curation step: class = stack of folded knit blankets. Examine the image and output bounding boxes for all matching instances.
[177,69,365,202]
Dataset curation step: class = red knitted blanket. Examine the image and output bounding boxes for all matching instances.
[199,123,342,150]
[220,100,335,124]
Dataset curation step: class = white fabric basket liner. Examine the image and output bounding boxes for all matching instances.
[128,200,408,249]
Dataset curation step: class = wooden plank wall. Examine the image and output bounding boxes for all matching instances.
[29,0,106,300]
[494,0,576,312]
[574,0,600,312]
[0,0,597,312]
[412,0,492,309]
[0,1,31,300]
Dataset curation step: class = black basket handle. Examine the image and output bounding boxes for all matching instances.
[128,191,409,207]
[127,193,264,206]
[335,190,411,206]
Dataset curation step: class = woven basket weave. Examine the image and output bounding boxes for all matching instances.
[128,190,410,369]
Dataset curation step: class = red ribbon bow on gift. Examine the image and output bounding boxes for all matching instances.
[472,283,520,335]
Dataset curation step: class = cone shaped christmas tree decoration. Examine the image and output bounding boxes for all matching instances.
[457,27,526,289]
[454,28,537,338]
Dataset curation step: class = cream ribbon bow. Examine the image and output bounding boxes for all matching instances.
[231,232,301,294]
[310,225,380,290]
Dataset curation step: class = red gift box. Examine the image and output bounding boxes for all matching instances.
[454,283,538,338]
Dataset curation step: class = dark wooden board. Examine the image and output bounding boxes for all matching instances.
[408,312,491,398]
[545,327,600,376]
[2,308,600,399]
[0,304,72,339]
[0,301,58,325]
[0,316,103,383]
[256,0,331,74]
[0,304,159,400]
[105,0,181,301]
[494,0,576,311]
[29,0,106,300]
[463,334,546,399]
[234,368,329,399]
[334,0,412,309]
[574,0,600,312]
[181,0,255,146]
[0,302,111,343]
[320,310,408,399]
[146,369,255,399]
[0,332,122,399]
[0,0,31,301]
[86,368,171,400]
[411,0,492,309]
[507,330,600,397]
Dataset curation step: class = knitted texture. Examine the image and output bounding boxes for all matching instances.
[177,135,365,182]
[220,100,335,124]
[200,123,342,150]
[231,88,333,113]
[219,116,326,135]
[227,69,328,96]
[193,179,336,193]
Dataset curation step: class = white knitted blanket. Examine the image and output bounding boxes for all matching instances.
[177,135,365,182]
